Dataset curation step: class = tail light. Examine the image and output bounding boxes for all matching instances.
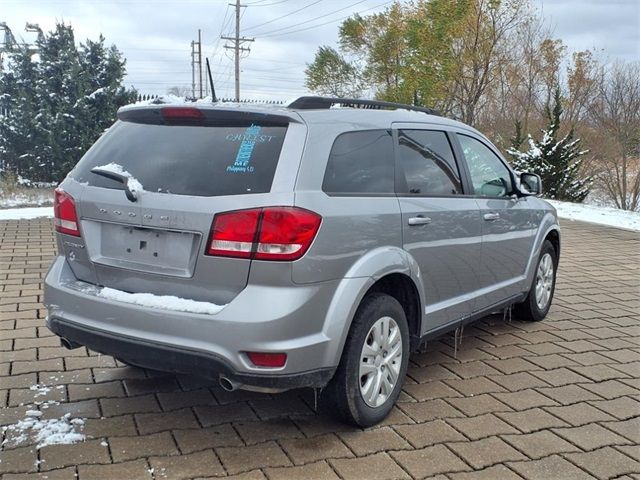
[161,107,204,125]
[207,209,261,259]
[53,189,80,237]
[246,351,287,368]
[207,207,321,261]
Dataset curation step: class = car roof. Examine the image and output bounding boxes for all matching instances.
[118,97,482,137]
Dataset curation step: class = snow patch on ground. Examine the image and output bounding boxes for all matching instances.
[97,286,226,315]
[2,412,85,449]
[29,384,52,397]
[548,200,640,232]
[0,206,53,220]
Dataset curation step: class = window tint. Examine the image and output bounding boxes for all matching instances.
[457,134,513,197]
[397,130,462,195]
[322,130,394,194]
[72,121,287,197]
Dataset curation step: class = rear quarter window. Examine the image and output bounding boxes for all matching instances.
[322,130,394,195]
[71,121,287,197]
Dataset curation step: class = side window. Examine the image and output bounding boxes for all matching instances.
[322,130,394,195]
[457,134,513,197]
[397,130,462,195]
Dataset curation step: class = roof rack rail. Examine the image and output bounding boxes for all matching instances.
[287,96,440,116]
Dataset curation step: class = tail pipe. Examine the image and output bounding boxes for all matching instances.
[219,375,242,392]
[60,337,82,350]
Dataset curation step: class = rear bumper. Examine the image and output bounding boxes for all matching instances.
[48,316,334,390]
[44,255,342,389]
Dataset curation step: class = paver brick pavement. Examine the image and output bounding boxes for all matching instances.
[0,218,639,479]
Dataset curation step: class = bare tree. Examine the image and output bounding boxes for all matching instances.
[588,62,640,211]
[448,0,530,126]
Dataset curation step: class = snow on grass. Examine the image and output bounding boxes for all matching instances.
[0,206,53,220]
[97,286,226,315]
[0,191,53,208]
[548,200,640,232]
[2,412,85,449]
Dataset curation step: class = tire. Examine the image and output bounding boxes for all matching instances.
[322,293,410,427]
[515,240,557,321]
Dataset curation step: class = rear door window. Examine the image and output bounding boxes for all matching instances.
[72,121,287,197]
[322,130,394,195]
[396,130,462,195]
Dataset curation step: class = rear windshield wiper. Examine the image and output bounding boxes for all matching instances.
[90,166,139,202]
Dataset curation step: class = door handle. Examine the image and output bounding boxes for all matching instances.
[483,212,500,221]
[408,216,432,226]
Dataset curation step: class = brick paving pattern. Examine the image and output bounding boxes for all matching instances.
[0,217,638,479]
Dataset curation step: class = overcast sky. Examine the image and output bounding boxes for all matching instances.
[2,0,639,100]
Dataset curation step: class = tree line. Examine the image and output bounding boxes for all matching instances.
[0,23,136,183]
[306,0,640,210]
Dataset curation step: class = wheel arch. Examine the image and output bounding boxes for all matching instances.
[545,228,561,260]
[524,214,561,289]
[321,247,425,368]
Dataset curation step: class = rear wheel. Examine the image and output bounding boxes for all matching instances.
[322,293,409,427]
[515,240,557,321]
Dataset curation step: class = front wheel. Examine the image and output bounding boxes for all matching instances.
[322,293,410,427]
[515,240,557,321]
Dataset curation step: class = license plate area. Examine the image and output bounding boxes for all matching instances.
[84,221,201,277]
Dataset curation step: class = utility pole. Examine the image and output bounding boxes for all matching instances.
[222,0,254,101]
[198,29,203,99]
[0,22,41,71]
[190,40,196,98]
[0,22,16,71]
[190,33,205,99]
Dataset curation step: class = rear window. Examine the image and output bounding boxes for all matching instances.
[72,121,288,197]
[322,130,394,195]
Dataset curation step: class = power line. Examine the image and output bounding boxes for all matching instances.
[253,0,368,36]
[222,0,254,100]
[244,0,292,6]
[243,0,323,33]
[259,0,393,38]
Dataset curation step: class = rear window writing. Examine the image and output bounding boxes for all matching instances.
[71,121,287,197]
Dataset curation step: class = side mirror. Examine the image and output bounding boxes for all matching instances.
[519,172,542,195]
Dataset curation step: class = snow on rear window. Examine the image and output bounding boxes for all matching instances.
[71,121,287,197]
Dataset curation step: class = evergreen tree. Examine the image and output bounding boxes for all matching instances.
[0,22,136,182]
[507,88,591,202]
[0,46,40,176]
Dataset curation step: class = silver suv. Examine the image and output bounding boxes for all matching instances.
[44,96,560,426]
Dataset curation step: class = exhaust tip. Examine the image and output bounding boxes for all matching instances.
[60,338,80,350]
[219,376,237,392]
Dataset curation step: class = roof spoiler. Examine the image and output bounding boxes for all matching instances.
[287,96,440,116]
[117,106,294,126]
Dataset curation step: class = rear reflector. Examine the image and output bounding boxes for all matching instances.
[246,352,287,368]
[53,189,80,237]
[207,207,321,261]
